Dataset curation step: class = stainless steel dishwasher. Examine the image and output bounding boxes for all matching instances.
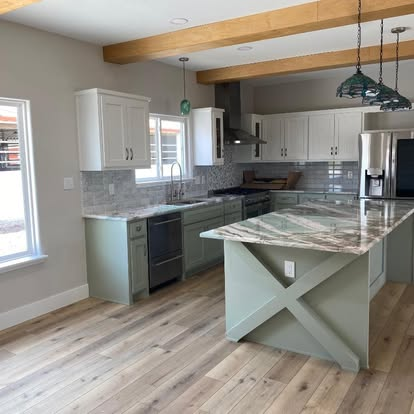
[148,212,183,289]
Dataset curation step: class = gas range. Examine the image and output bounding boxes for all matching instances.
[212,187,271,219]
[212,187,270,206]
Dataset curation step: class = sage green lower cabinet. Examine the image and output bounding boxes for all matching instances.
[129,236,149,296]
[183,205,225,276]
[85,218,149,305]
[183,221,205,273]
[225,212,243,225]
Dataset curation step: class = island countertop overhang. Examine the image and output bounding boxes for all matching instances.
[200,199,414,255]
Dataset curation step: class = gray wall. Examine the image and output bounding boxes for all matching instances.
[0,20,214,316]
[253,64,414,115]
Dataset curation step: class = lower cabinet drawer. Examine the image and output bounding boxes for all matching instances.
[150,254,183,289]
[272,193,299,205]
[225,212,243,225]
[224,200,243,215]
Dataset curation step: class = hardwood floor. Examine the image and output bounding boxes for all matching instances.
[0,265,413,413]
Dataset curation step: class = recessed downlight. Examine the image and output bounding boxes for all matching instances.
[170,18,189,25]
[237,46,253,52]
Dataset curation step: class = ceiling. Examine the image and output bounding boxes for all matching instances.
[1,0,414,85]
[1,0,311,44]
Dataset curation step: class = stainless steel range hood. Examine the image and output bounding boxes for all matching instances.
[215,82,267,145]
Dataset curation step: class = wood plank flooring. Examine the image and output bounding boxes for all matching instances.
[0,266,413,413]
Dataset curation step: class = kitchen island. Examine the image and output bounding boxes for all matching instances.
[201,199,414,371]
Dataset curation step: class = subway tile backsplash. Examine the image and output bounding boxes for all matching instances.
[81,147,359,214]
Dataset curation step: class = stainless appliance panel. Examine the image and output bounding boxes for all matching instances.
[391,130,414,199]
[148,212,183,290]
[359,132,392,199]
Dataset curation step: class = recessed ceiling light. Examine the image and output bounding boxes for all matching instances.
[170,18,189,25]
[237,46,253,52]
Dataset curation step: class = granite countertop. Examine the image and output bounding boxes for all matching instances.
[270,190,357,195]
[82,195,243,222]
[201,199,414,255]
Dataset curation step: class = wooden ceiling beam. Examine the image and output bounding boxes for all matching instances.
[103,0,414,64]
[196,40,414,84]
[0,0,40,14]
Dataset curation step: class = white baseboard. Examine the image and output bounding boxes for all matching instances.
[0,284,89,331]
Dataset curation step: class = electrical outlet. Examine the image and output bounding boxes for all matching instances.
[284,260,296,279]
[108,183,115,195]
[63,177,74,191]
[347,171,353,180]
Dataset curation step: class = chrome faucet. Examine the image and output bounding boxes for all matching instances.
[170,161,184,202]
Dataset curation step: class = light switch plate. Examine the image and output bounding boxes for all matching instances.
[284,260,296,278]
[108,183,115,195]
[63,177,74,191]
[347,171,353,179]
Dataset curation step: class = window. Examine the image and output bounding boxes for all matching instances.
[135,115,189,182]
[0,98,42,268]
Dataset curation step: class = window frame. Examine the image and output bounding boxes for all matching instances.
[135,113,192,184]
[0,97,43,267]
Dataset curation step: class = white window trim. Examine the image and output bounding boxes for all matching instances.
[136,113,193,185]
[0,97,46,270]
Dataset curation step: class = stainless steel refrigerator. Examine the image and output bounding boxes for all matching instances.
[359,130,414,199]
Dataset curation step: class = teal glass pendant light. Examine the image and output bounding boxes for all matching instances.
[363,20,395,106]
[179,57,191,115]
[336,0,377,98]
[381,28,412,112]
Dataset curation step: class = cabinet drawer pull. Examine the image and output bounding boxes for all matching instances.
[154,255,183,267]
[130,147,134,160]
[284,148,287,156]
[144,245,147,256]
[335,146,338,155]
[126,147,129,160]
[331,146,333,156]
[152,218,181,226]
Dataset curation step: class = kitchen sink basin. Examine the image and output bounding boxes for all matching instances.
[166,199,206,206]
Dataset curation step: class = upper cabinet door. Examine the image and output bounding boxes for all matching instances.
[125,98,151,168]
[213,110,224,165]
[308,114,335,161]
[101,95,130,168]
[284,116,309,161]
[335,112,362,161]
[251,115,264,161]
[262,116,284,161]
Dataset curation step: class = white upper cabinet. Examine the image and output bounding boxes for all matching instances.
[262,115,284,161]
[192,107,225,166]
[334,112,362,161]
[76,88,151,171]
[308,111,362,161]
[308,114,335,161]
[283,116,309,161]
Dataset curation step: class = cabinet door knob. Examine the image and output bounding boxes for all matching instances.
[130,148,134,160]
[136,225,142,232]
[126,148,129,160]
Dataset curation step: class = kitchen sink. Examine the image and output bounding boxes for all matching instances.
[166,199,206,206]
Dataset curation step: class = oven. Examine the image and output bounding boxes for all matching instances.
[148,212,183,290]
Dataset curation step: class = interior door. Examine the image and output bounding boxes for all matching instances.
[308,114,335,160]
[262,115,284,161]
[100,95,130,168]
[334,112,362,161]
[284,116,309,161]
[125,98,150,168]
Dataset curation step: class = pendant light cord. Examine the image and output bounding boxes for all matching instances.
[356,0,362,72]
[182,60,187,99]
[395,32,400,92]
[378,19,384,84]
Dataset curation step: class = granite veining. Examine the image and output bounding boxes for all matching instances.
[83,195,243,222]
[201,199,414,255]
